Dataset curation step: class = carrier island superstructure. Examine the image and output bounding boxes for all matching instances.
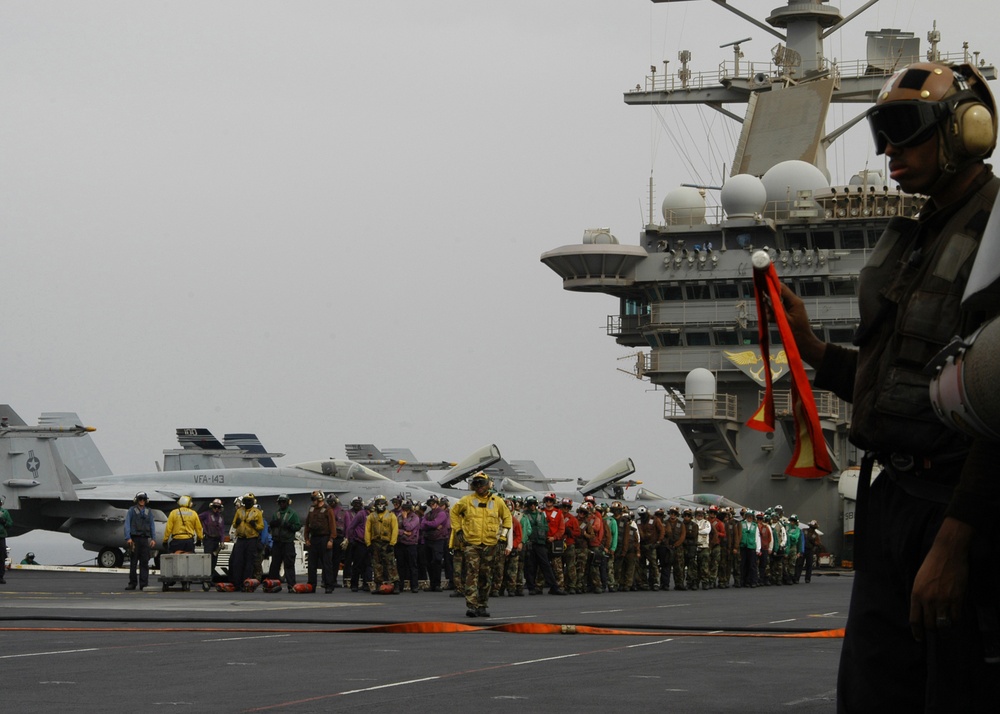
[540,0,994,561]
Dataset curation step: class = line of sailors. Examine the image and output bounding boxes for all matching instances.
[480,494,826,596]
[166,489,824,594]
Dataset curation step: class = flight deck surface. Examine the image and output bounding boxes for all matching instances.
[1,568,849,712]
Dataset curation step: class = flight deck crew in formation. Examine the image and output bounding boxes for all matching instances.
[199,498,226,578]
[365,495,399,592]
[0,495,13,584]
[304,490,337,593]
[229,492,264,587]
[449,472,512,617]
[268,494,301,592]
[124,491,156,591]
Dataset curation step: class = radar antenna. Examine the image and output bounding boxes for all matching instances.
[720,37,752,78]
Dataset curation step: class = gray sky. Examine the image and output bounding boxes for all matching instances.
[2,2,994,563]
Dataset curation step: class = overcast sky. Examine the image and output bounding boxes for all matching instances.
[2,1,993,563]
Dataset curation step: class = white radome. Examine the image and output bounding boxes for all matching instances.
[721,174,767,218]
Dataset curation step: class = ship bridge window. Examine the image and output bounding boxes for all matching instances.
[685,331,711,346]
[798,279,825,297]
[786,231,807,251]
[740,330,760,345]
[828,327,857,344]
[740,281,755,299]
[812,230,835,250]
[623,298,650,316]
[769,330,784,345]
[658,285,683,301]
[830,278,857,296]
[660,332,682,347]
[716,330,739,345]
[685,284,712,300]
[715,282,739,299]
[841,229,867,250]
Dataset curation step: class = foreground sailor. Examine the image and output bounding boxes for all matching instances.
[229,493,264,586]
[162,495,204,554]
[124,491,156,591]
[304,490,337,593]
[450,472,512,617]
[268,494,302,592]
[780,61,1000,710]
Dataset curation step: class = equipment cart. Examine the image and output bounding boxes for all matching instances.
[159,552,214,591]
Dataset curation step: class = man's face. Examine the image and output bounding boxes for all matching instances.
[885,131,942,194]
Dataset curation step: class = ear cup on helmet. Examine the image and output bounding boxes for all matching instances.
[952,101,995,158]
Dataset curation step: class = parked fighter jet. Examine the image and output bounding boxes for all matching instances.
[0,406,453,568]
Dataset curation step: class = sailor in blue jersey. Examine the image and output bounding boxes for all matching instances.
[124,491,157,590]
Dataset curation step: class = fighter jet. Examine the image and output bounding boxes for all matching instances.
[0,406,451,568]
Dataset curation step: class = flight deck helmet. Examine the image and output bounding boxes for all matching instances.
[470,472,489,490]
[374,495,388,512]
[242,493,256,508]
[177,495,193,508]
[867,62,996,171]
[134,492,148,504]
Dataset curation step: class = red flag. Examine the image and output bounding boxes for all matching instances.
[747,255,832,478]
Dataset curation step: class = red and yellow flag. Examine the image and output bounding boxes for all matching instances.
[747,257,832,478]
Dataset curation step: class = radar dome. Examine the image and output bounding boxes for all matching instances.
[721,174,767,218]
[662,187,706,226]
[761,160,829,204]
[685,368,716,418]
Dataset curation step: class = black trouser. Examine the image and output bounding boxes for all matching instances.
[347,540,369,588]
[396,542,419,589]
[267,540,297,586]
[423,539,445,588]
[838,470,999,712]
[740,546,758,587]
[229,537,257,585]
[307,537,335,589]
[167,537,195,554]
[203,536,222,579]
[128,536,152,587]
[523,541,557,590]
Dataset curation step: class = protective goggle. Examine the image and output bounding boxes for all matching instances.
[867,99,949,154]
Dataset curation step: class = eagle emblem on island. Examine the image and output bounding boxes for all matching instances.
[724,349,789,386]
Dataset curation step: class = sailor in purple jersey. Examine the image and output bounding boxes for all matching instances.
[420,495,450,592]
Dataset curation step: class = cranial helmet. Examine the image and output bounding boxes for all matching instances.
[867,62,996,173]
[134,492,148,503]
[177,495,192,508]
[242,493,255,507]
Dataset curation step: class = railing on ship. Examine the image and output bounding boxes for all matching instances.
[664,391,739,421]
[658,190,922,229]
[630,50,988,95]
[664,389,842,421]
